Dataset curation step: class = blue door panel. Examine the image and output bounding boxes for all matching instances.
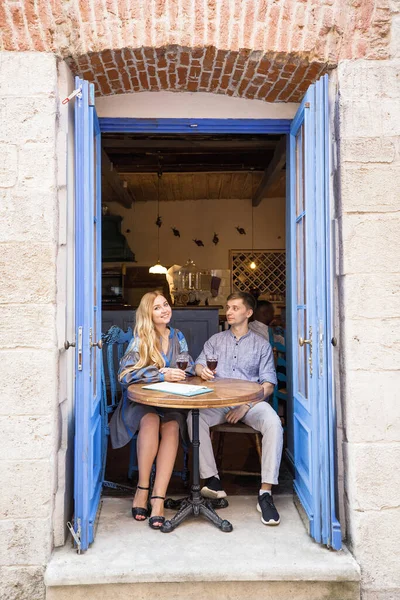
[289,75,342,549]
[74,77,103,552]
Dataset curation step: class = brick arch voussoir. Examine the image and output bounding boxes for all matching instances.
[66,45,332,103]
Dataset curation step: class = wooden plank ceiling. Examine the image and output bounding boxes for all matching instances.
[102,133,286,205]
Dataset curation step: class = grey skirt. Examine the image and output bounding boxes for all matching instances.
[109,394,189,449]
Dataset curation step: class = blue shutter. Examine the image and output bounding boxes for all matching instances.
[289,75,342,549]
[73,77,103,552]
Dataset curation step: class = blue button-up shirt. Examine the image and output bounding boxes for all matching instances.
[195,329,277,386]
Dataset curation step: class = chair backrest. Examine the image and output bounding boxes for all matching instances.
[101,325,133,415]
[268,326,287,384]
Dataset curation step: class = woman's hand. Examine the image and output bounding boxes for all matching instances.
[162,368,187,382]
[199,366,215,381]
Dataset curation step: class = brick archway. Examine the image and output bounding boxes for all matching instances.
[0,0,393,100]
[68,46,329,102]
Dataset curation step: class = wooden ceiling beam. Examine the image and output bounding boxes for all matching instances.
[252,136,287,207]
[101,149,135,208]
[102,138,277,151]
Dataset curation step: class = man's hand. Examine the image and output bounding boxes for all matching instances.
[225,404,249,424]
[198,365,215,381]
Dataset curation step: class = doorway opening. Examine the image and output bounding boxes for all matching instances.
[100,130,293,498]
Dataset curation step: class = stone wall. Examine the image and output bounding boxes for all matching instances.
[336,58,400,600]
[0,0,395,102]
[0,52,60,600]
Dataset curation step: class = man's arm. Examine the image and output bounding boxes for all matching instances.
[262,381,275,400]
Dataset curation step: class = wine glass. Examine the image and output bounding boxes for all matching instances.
[206,356,218,372]
[176,353,189,371]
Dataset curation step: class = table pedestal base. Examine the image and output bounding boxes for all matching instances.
[161,492,232,533]
[160,409,233,533]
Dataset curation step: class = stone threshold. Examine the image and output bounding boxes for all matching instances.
[45,495,360,587]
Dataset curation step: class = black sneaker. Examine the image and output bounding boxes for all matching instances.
[257,493,280,525]
[201,476,227,499]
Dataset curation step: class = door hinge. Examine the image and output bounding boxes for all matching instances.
[77,326,83,371]
[67,518,82,554]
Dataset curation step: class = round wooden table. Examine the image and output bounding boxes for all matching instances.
[127,377,264,533]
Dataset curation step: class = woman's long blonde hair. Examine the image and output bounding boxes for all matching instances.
[132,291,167,370]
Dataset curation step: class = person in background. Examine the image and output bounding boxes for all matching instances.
[248,299,275,341]
[110,291,194,529]
[188,292,283,526]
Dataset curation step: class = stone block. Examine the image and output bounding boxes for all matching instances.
[338,60,400,101]
[0,52,56,97]
[391,15,400,58]
[0,97,56,144]
[0,460,53,519]
[339,98,400,139]
[45,581,361,600]
[362,590,400,600]
[0,416,53,460]
[0,566,45,600]
[341,273,400,319]
[0,305,56,348]
[340,138,396,164]
[0,189,56,242]
[0,144,18,187]
[340,166,400,213]
[344,443,400,510]
[0,242,56,303]
[344,370,400,443]
[349,508,400,588]
[18,143,56,191]
[0,518,52,566]
[0,349,58,415]
[339,99,384,139]
[339,214,400,275]
[342,318,400,371]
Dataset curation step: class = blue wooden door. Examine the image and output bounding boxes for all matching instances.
[289,75,342,549]
[73,77,102,552]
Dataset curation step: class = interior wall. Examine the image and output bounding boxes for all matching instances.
[96,91,299,119]
[107,197,286,270]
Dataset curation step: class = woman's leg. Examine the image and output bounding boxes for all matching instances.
[150,419,180,521]
[133,412,160,518]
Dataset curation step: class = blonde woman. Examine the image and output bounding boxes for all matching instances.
[110,291,194,529]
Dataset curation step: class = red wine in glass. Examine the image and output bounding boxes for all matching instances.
[206,357,218,371]
[176,353,188,371]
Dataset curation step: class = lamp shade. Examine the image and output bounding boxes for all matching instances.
[149,261,168,274]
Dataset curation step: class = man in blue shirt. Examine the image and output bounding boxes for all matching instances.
[188,292,283,525]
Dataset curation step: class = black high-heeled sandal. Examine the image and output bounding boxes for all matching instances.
[149,495,166,529]
[131,485,150,521]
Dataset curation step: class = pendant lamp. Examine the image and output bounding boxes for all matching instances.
[249,174,257,270]
[149,169,167,275]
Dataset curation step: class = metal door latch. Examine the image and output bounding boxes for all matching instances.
[62,87,82,105]
[299,326,313,377]
[77,326,83,371]
[67,519,82,554]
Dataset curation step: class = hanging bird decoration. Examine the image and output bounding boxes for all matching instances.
[236,226,246,235]
[155,215,162,228]
[212,232,219,245]
[193,239,204,247]
[171,227,181,237]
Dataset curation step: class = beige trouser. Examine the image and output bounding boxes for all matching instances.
[187,402,283,485]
